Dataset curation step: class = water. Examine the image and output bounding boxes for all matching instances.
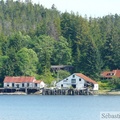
[0,95,120,120]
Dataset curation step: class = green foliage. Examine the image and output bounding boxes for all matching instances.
[98,77,120,90]
[40,68,54,86]
[81,38,103,78]
[0,55,9,79]
[16,47,38,76]
[0,1,120,86]
[108,77,120,89]
[98,81,111,90]
[56,70,70,81]
[51,36,72,65]
[31,35,55,73]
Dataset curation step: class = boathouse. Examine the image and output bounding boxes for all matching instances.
[3,76,45,89]
[56,73,98,90]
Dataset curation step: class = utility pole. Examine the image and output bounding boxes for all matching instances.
[57,70,59,82]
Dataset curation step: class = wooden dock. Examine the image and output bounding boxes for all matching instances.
[42,88,93,95]
[0,87,94,95]
[0,87,41,94]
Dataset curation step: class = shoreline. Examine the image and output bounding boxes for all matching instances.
[98,90,120,95]
[0,91,27,95]
[1,90,120,95]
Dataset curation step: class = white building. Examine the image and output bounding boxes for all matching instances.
[4,76,45,89]
[56,73,99,90]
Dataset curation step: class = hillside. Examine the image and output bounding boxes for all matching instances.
[0,0,120,84]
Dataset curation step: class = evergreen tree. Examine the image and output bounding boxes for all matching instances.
[51,36,72,65]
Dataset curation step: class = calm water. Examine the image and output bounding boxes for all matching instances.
[0,95,120,120]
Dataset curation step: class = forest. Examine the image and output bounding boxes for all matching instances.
[0,0,120,86]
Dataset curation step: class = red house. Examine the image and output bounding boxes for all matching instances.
[4,76,45,89]
[101,70,120,79]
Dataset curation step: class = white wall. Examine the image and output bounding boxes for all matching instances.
[4,83,12,88]
[33,82,45,88]
[56,73,99,90]
[56,80,64,88]
[56,74,86,89]
[4,82,34,88]
[93,84,99,90]
[40,81,45,88]
[4,81,46,89]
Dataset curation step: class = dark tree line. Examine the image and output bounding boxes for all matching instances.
[0,0,120,84]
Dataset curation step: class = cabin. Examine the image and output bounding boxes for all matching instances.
[100,69,120,80]
[56,73,98,90]
[51,65,73,72]
[3,76,45,89]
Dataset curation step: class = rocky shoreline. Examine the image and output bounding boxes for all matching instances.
[98,90,120,95]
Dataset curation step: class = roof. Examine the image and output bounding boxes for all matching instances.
[4,76,36,83]
[34,80,42,83]
[75,73,97,84]
[101,70,120,78]
[51,65,73,69]
[115,70,120,77]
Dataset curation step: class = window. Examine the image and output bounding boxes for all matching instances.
[107,73,114,76]
[63,79,68,82]
[22,83,24,87]
[111,73,114,76]
[73,75,75,78]
[79,78,81,81]
[27,83,29,87]
[84,83,87,87]
[12,83,14,87]
[71,79,76,83]
[72,84,76,88]
[35,83,37,87]
[7,84,9,87]
[16,84,19,88]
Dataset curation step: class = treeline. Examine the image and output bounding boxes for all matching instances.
[0,0,120,84]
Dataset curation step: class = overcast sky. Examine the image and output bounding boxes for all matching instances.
[31,0,120,17]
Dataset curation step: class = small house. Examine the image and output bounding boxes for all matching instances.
[56,73,98,90]
[51,65,73,72]
[101,69,120,79]
[4,76,45,89]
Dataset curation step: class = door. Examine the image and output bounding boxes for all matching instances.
[72,84,76,88]
[16,84,19,88]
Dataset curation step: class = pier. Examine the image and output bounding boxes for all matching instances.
[42,88,93,95]
[0,87,94,95]
[0,87,41,94]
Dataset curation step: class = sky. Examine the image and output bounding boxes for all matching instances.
[31,0,120,17]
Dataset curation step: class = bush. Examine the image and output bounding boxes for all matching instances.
[98,81,111,90]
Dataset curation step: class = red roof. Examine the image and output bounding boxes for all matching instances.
[101,70,120,78]
[75,73,97,84]
[115,70,120,77]
[34,80,42,83]
[4,76,36,83]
